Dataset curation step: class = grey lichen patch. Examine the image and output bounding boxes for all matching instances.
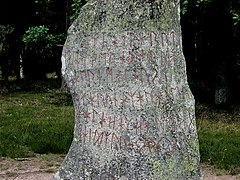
[150,142,201,179]
[53,0,202,179]
[69,0,181,35]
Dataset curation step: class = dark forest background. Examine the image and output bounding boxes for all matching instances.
[0,0,239,106]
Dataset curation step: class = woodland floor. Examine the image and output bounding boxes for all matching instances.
[0,154,239,180]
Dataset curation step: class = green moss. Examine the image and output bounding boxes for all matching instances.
[166,156,176,172]
[150,138,201,178]
[151,159,164,177]
[181,139,201,176]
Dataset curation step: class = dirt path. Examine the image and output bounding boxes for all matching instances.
[0,154,239,180]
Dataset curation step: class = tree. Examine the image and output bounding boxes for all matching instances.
[181,0,238,105]
[0,0,36,83]
[22,25,65,80]
[0,25,14,83]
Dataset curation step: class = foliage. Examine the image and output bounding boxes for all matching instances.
[180,0,188,15]
[0,25,14,42]
[22,26,65,80]
[0,25,14,54]
[70,0,88,21]
[196,0,212,7]
[232,10,240,25]
[180,0,240,25]
[180,0,213,15]
[231,0,240,26]
[71,0,82,21]
[22,25,64,56]
[0,25,15,81]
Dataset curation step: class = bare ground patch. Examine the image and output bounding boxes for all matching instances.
[0,154,239,180]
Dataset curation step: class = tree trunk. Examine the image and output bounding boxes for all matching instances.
[200,0,234,105]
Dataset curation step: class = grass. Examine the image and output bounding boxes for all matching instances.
[0,90,74,157]
[196,104,240,174]
[0,81,239,175]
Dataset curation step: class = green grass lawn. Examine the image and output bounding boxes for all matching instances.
[0,89,239,174]
[196,104,240,174]
[0,91,74,157]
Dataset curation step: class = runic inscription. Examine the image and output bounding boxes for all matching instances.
[61,31,194,155]
[53,1,202,179]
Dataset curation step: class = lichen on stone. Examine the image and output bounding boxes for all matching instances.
[53,0,202,179]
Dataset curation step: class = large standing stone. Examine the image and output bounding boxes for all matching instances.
[53,0,202,179]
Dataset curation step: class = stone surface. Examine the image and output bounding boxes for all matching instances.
[53,0,202,179]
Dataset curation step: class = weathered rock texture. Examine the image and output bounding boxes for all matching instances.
[53,0,202,179]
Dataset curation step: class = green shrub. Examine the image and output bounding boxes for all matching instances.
[22,26,65,79]
[22,25,64,58]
